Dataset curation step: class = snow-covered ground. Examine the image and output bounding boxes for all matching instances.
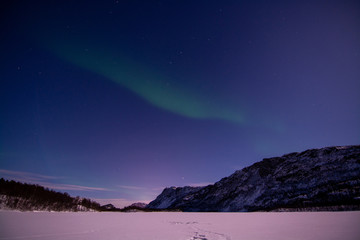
[0,211,359,240]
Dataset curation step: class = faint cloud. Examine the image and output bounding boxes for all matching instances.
[116,185,164,202]
[118,185,147,190]
[0,168,111,192]
[0,169,63,182]
[41,183,110,192]
[151,186,167,191]
[118,185,166,192]
[187,182,213,187]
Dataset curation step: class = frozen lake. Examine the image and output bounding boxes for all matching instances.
[1,211,359,240]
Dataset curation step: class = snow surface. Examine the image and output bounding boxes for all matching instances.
[0,211,359,240]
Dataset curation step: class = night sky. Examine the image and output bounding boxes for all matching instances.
[1,1,359,206]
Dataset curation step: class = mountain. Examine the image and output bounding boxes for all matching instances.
[0,178,101,211]
[129,202,148,208]
[99,202,149,212]
[147,145,360,212]
[100,204,117,211]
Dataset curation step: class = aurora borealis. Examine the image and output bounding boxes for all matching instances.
[50,40,245,123]
[1,1,359,205]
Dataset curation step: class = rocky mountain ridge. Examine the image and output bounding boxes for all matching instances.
[147,145,360,211]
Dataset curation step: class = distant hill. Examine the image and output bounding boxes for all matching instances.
[148,145,360,212]
[0,178,101,211]
[129,202,148,208]
[99,202,173,212]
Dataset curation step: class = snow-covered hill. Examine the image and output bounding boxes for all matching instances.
[0,179,101,211]
[148,145,360,211]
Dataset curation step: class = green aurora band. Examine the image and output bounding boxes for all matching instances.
[50,42,245,123]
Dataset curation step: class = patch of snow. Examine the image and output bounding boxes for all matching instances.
[0,211,359,240]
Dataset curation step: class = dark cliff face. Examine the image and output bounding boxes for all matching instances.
[147,145,360,212]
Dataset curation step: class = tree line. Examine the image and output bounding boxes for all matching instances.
[0,178,101,211]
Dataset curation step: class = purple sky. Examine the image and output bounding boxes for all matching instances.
[1,0,359,205]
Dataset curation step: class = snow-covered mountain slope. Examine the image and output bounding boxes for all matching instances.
[148,145,360,211]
